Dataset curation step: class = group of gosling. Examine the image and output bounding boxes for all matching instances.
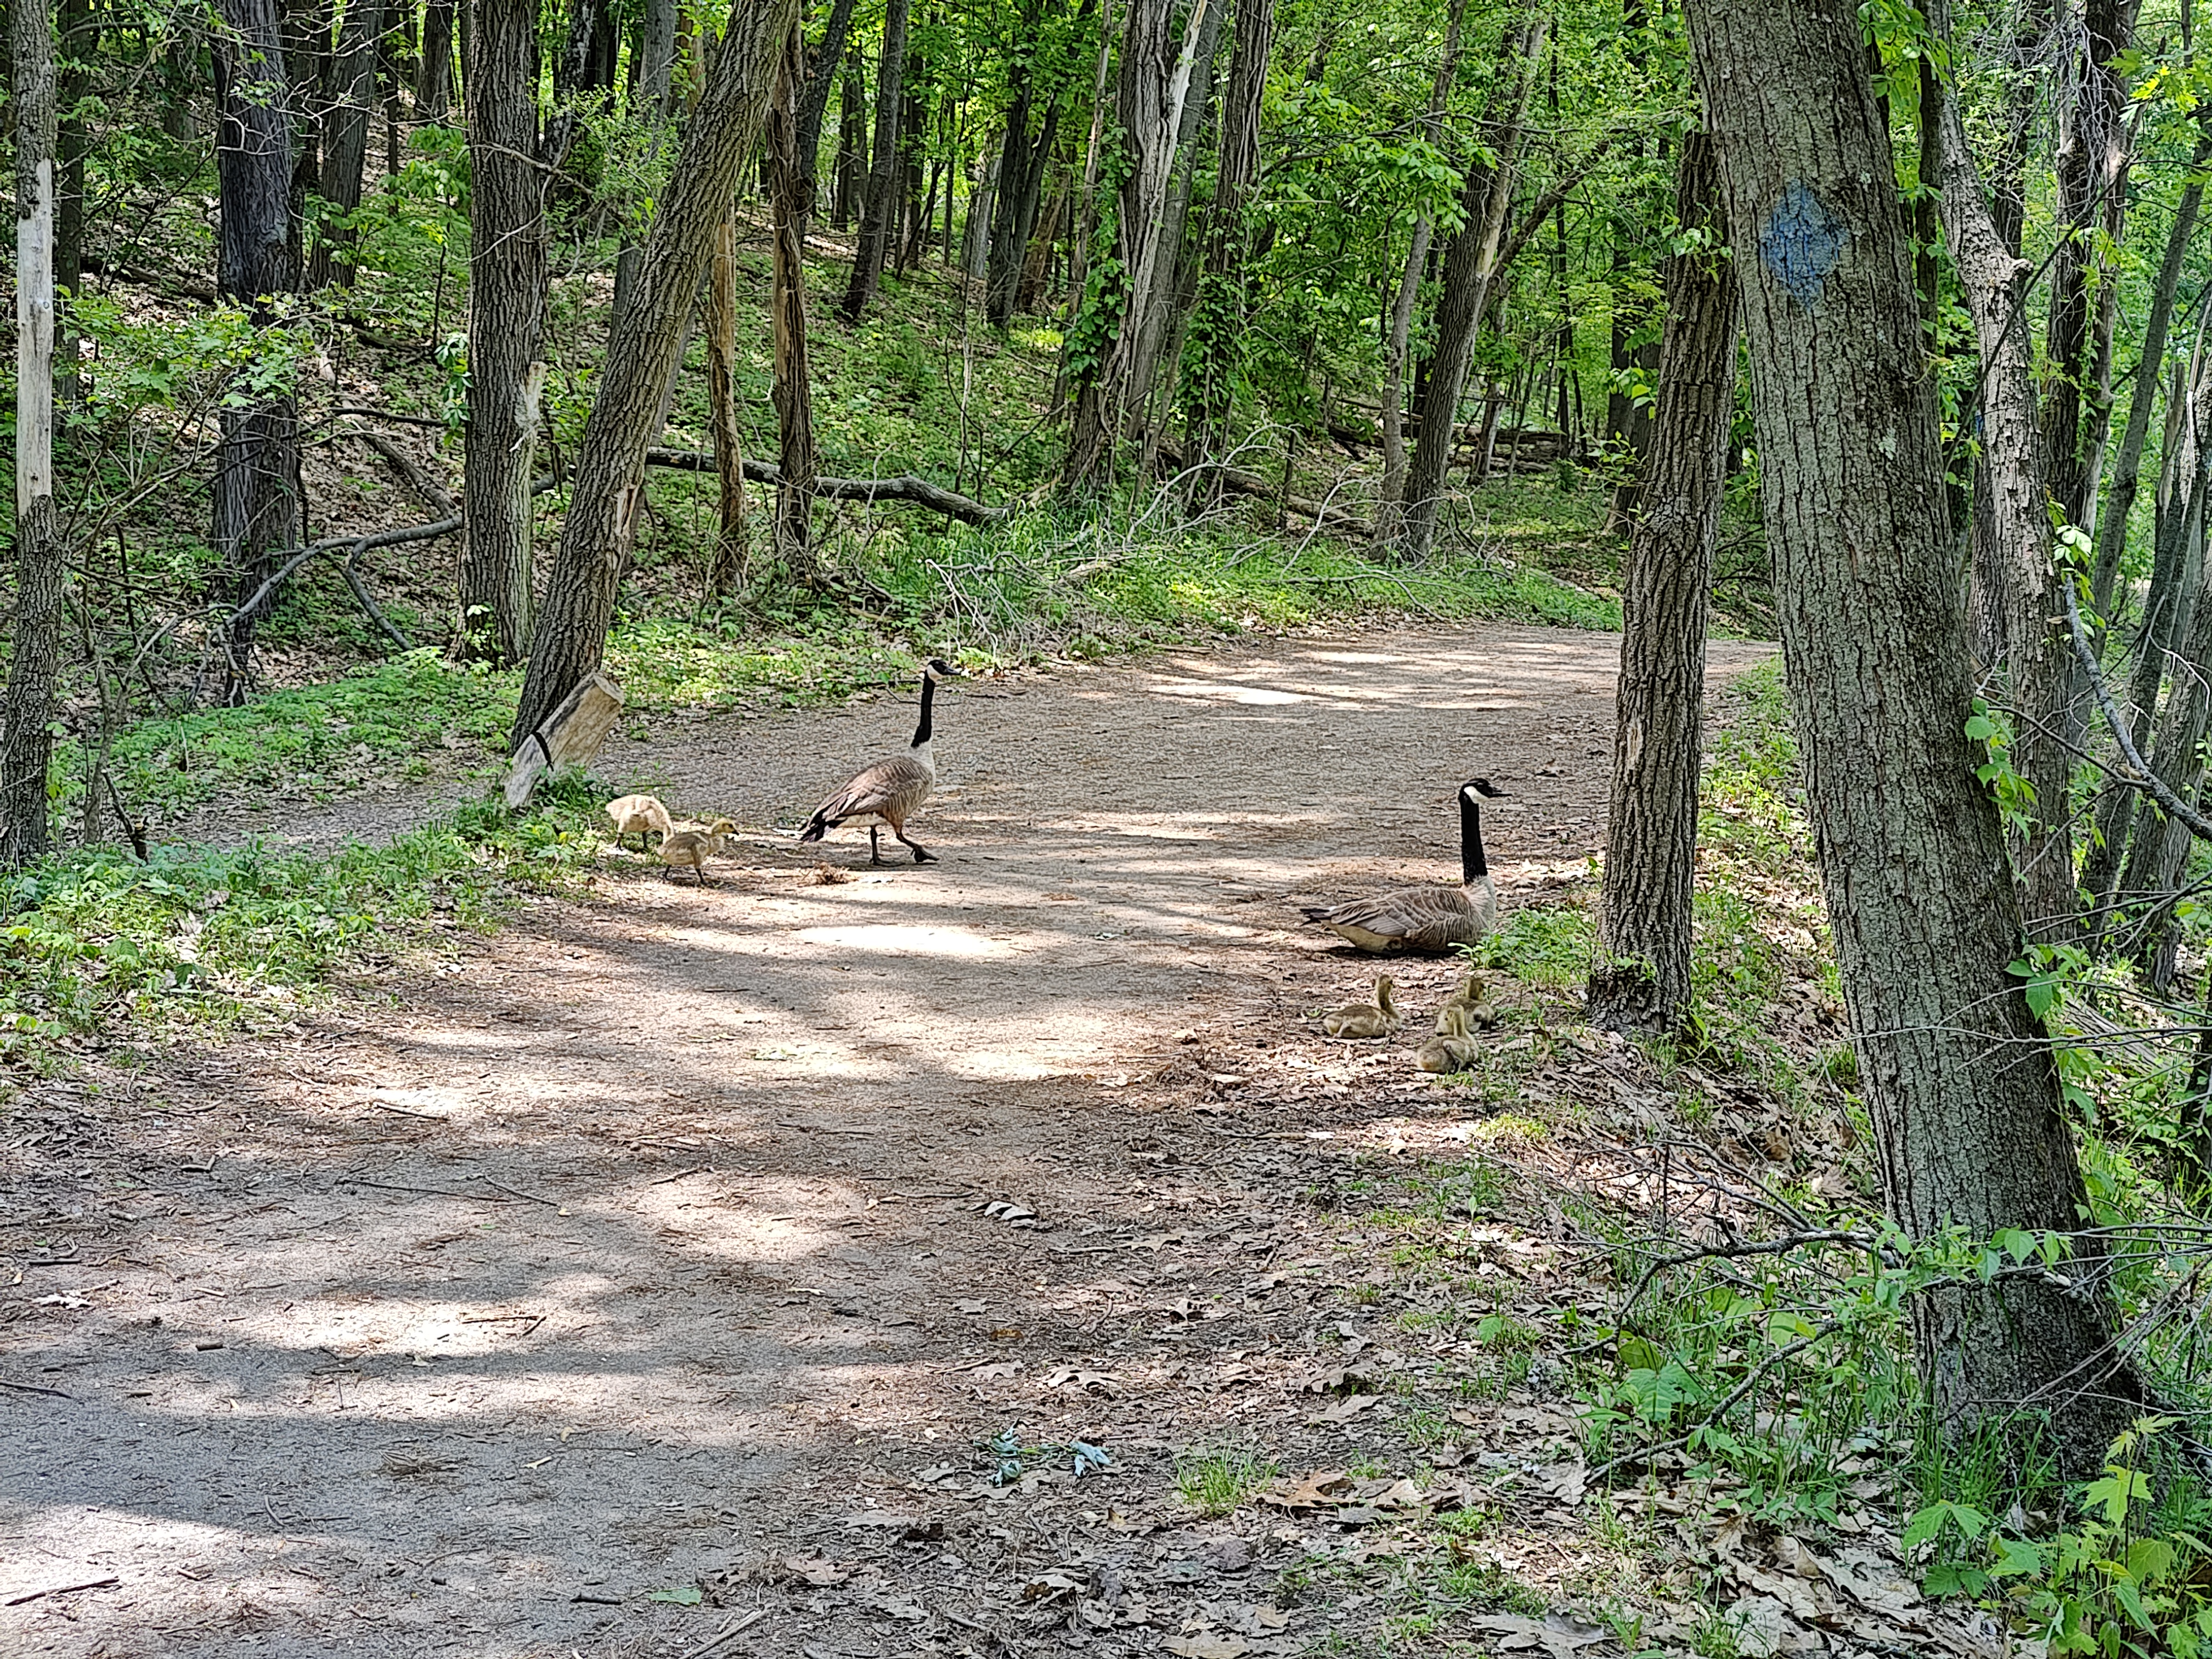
[602,658,961,884]
[1324,971,1499,1073]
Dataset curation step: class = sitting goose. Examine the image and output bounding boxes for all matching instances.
[1302,778,1504,954]
[800,658,961,865]
[1322,974,1402,1039]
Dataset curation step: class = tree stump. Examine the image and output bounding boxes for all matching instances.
[504,672,624,809]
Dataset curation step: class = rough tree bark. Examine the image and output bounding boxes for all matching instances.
[1064,0,1218,489]
[794,0,860,199]
[840,0,910,320]
[1685,0,2138,1470]
[768,17,823,575]
[461,0,546,664]
[611,0,685,338]
[985,0,1068,327]
[3,0,61,867]
[415,0,453,119]
[309,0,382,286]
[54,0,94,400]
[1921,0,2077,944]
[514,0,799,745]
[212,0,303,703]
[1373,0,1463,547]
[833,43,864,228]
[1396,14,1546,558]
[1585,130,1737,1037]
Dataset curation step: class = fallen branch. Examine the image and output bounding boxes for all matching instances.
[343,422,458,517]
[225,518,450,652]
[1152,437,1375,537]
[644,447,1008,527]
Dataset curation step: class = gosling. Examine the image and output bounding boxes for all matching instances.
[1436,972,1486,1034]
[1322,974,1402,1039]
[606,793,673,851]
[660,817,737,885]
[1417,1004,1483,1073]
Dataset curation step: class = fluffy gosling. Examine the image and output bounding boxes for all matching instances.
[1436,973,1486,1034]
[606,793,673,851]
[1323,974,1402,1039]
[1417,1003,1483,1073]
[660,817,737,885]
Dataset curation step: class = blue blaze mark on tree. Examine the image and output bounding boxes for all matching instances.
[1759,183,1847,309]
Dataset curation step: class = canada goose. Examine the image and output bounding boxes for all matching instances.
[1436,972,1487,1034]
[1417,1004,1483,1073]
[800,658,961,865]
[1302,778,1505,954]
[605,793,674,851]
[660,817,737,884]
[1322,974,1402,1039]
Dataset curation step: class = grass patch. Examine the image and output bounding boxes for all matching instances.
[1174,1446,1277,1516]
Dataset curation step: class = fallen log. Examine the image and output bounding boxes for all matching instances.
[644,447,1007,527]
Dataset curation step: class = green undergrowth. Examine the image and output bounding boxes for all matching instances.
[1,772,608,1064]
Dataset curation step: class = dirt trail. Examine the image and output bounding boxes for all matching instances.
[3,622,1770,1659]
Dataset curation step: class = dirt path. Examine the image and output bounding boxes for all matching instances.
[4,622,1773,1659]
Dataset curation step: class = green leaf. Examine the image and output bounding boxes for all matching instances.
[648,1585,703,1606]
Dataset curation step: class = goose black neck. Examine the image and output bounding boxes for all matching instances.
[911,672,936,748]
[1460,791,1488,884]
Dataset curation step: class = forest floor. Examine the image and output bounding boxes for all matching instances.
[2,620,1994,1659]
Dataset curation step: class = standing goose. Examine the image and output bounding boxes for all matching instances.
[1301,778,1505,953]
[800,658,961,865]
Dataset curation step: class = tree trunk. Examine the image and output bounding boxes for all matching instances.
[53,0,94,402]
[611,0,685,339]
[832,43,864,228]
[163,26,202,140]
[1396,14,1546,558]
[840,0,910,320]
[1373,0,1462,545]
[514,0,799,744]
[461,0,546,665]
[985,3,1064,327]
[1064,0,1220,490]
[1685,0,2137,1472]
[768,18,823,575]
[1017,162,1068,311]
[1921,0,2076,944]
[794,0,860,200]
[416,0,453,119]
[1586,130,1737,1037]
[703,211,753,597]
[2090,128,2210,620]
[4,0,61,867]
[309,0,383,286]
[213,0,303,703]
[2041,0,2135,533]
[1059,0,1115,339]
[1185,0,1274,481]
[962,143,1000,276]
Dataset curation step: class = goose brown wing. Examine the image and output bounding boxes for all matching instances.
[812,753,935,823]
[1304,883,1488,953]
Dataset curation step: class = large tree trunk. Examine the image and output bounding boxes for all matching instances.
[213,0,303,703]
[514,0,798,745]
[1395,14,1546,558]
[461,0,546,665]
[2090,128,2210,620]
[768,18,823,577]
[3,0,62,867]
[1685,0,2137,1471]
[1585,131,1737,1037]
[839,0,910,320]
[309,0,383,286]
[1372,0,1462,545]
[1921,0,2076,944]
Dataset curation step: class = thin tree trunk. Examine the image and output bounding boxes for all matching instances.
[840,0,910,320]
[461,0,546,665]
[54,0,94,402]
[310,0,383,286]
[794,0,860,200]
[1586,130,1737,1036]
[1187,0,1275,481]
[2091,128,2211,619]
[703,212,752,597]
[1685,0,2138,1474]
[612,0,685,338]
[1060,0,1114,329]
[1016,163,1068,311]
[416,0,453,118]
[4,0,62,867]
[1921,0,2077,943]
[515,0,800,743]
[768,18,822,576]
[213,0,303,704]
[985,0,1064,327]
[1397,14,1546,558]
[962,143,1000,277]
[832,43,863,228]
